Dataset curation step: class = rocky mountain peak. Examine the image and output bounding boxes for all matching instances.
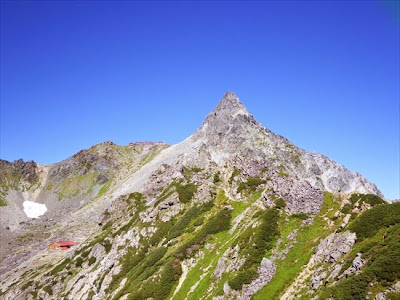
[213,91,248,115]
[194,91,258,140]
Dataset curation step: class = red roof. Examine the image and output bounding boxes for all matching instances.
[55,241,77,247]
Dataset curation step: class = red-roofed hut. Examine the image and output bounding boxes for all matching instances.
[48,241,77,250]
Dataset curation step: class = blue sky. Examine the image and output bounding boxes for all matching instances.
[1,1,399,199]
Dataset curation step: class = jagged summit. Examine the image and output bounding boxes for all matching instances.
[206,91,250,121]
[192,92,381,197]
[195,91,257,139]
[213,91,248,115]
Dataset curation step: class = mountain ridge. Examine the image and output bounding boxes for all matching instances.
[1,91,382,198]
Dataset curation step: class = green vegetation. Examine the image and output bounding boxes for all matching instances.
[191,166,203,173]
[113,207,231,299]
[87,227,113,249]
[75,257,83,267]
[291,213,309,220]
[348,202,400,241]
[21,280,34,291]
[57,172,98,200]
[108,200,216,298]
[193,216,204,226]
[202,208,232,234]
[157,181,177,202]
[50,259,72,275]
[183,166,193,180]
[277,169,289,177]
[237,176,266,194]
[214,189,229,206]
[253,192,338,300]
[213,171,222,184]
[102,220,113,231]
[109,248,145,291]
[230,199,250,219]
[129,258,182,300]
[88,256,96,266]
[175,208,232,260]
[148,220,174,246]
[322,273,369,300]
[103,239,112,253]
[113,246,168,299]
[175,182,197,203]
[87,289,96,300]
[341,203,353,214]
[230,208,279,290]
[321,223,400,299]
[229,168,241,184]
[168,201,214,240]
[229,268,258,290]
[112,193,146,237]
[43,285,53,295]
[97,180,111,197]
[182,166,202,179]
[0,198,6,206]
[275,198,286,209]
[387,292,400,300]
[12,155,395,300]
[127,192,146,211]
[350,193,385,206]
[157,179,198,205]
[315,202,400,300]
[174,209,241,299]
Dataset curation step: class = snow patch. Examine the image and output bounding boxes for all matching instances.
[23,201,47,218]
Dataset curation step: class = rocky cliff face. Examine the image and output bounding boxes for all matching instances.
[0,92,396,300]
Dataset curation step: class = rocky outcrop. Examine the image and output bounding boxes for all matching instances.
[314,231,356,264]
[310,232,357,290]
[374,282,400,300]
[90,243,106,261]
[214,245,245,281]
[303,153,383,197]
[262,176,324,215]
[240,258,276,300]
[0,159,39,185]
[338,253,365,280]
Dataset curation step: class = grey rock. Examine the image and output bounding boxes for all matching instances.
[326,264,342,282]
[352,253,364,270]
[314,232,357,264]
[375,293,386,300]
[240,258,276,300]
[311,266,328,290]
[96,174,109,184]
[223,281,231,295]
[214,257,226,280]
[90,243,106,261]
[339,253,365,280]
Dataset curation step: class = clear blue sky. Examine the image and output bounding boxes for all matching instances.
[1,1,399,199]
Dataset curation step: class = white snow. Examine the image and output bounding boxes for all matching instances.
[23,201,47,218]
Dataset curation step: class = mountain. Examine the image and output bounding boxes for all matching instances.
[0,92,398,300]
